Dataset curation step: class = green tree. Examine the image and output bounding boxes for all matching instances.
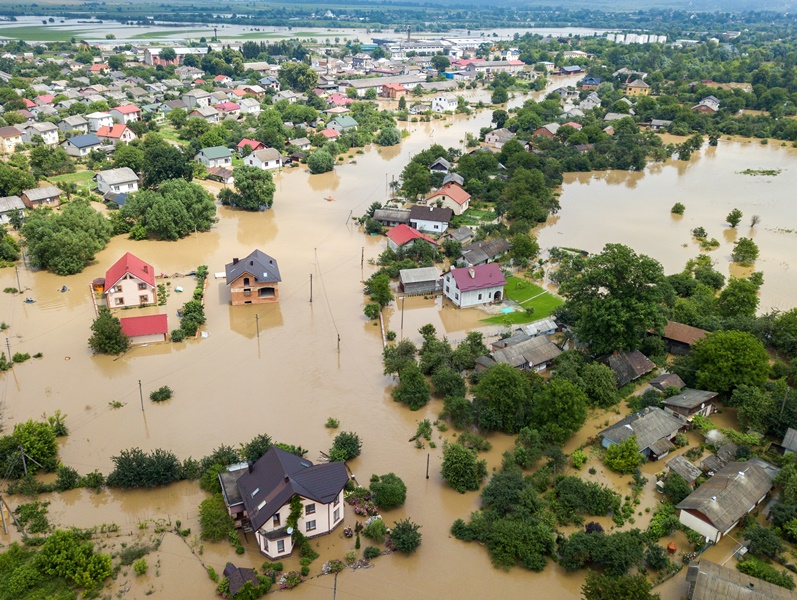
[492,87,509,104]
[745,524,783,558]
[431,55,450,73]
[558,244,666,355]
[580,362,618,408]
[218,165,276,211]
[199,493,235,541]
[662,472,691,504]
[13,420,58,472]
[398,95,407,110]
[531,379,588,444]
[392,363,431,410]
[509,233,540,262]
[375,126,401,146]
[492,109,508,128]
[582,571,660,600]
[726,208,743,228]
[329,431,362,462]
[38,529,113,591]
[441,442,487,493]
[604,436,643,474]
[400,161,432,200]
[113,144,146,173]
[143,144,193,188]
[278,62,318,92]
[391,518,422,552]
[370,473,407,509]
[0,162,36,197]
[716,277,759,318]
[166,107,188,129]
[675,331,769,394]
[473,363,534,433]
[88,307,130,355]
[431,365,466,398]
[731,237,760,265]
[307,149,334,174]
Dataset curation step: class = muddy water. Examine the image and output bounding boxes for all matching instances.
[0,81,790,598]
[536,139,797,313]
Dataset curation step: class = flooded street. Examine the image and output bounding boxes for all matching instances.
[0,79,794,598]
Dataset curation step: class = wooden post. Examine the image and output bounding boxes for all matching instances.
[0,496,8,534]
[337,334,340,354]
[139,379,144,412]
[361,247,364,269]
[426,453,430,479]
[309,274,313,303]
[255,314,260,338]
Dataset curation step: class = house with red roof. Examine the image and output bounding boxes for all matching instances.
[110,104,141,125]
[426,182,471,215]
[104,252,157,308]
[237,138,265,155]
[35,94,55,105]
[382,83,407,99]
[443,263,506,308]
[88,63,109,75]
[22,98,36,109]
[214,74,233,86]
[96,124,137,143]
[119,314,169,344]
[327,93,354,107]
[214,101,240,117]
[386,224,437,252]
[318,128,340,139]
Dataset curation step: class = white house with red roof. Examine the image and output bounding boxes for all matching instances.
[214,101,240,118]
[104,252,157,308]
[119,314,168,344]
[386,224,438,252]
[426,182,471,215]
[110,104,141,125]
[214,74,233,87]
[237,138,265,155]
[443,264,506,308]
[96,124,137,143]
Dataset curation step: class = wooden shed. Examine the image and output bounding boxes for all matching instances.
[399,267,441,296]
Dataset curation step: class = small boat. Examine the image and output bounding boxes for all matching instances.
[24,298,36,304]
[324,195,335,202]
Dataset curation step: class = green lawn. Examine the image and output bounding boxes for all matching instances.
[482,276,563,325]
[0,26,88,42]
[49,170,96,192]
[157,126,187,146]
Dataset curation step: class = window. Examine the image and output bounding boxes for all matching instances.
[478,293,482,300]
[333,508,340,522]
[139,295,149,304]
[333,496,340,507]
[243,289,251,297]
[138,283,147,290]
[243,277,250,286]
[115,298,124,305]
[445,286,449,293]
[263,539,268,551]
[306,520,316,532]
[272,513,281,527]
[454,293,459,300]
[276,540,284,553]
[305,503,316,515]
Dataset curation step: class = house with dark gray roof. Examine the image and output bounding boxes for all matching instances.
[219,447,348,559]
[225,249,281,306]
[686,559,795,600]
[372,207,410,227]
[459,238,511,267]
[477,335,562,373]
[649,372,686,393]
[666,454,702,486]
[409,205,453,234]
[599,406,686,460]
[677,461,773,543]
[662,388,718,421]
[606,349,655,387]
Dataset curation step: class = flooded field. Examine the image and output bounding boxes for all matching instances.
[0,80,794,598]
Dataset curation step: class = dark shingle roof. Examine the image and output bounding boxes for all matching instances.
[649,373,686,392]
[662,388,718,410]
[236,447,348,531]
[607,350,655,387]
[409,205,453,224]
[600,407,684,452]
[225,250,281,286]
[666,454,702,484]
[222,564,259,596]
[687,559,795,600]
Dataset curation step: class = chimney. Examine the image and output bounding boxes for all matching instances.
[248,461,253,473]
[233,258,239,264]
[284,476,290,483]
[468,268,475,279]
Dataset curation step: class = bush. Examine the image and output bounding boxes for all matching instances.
[390,518,422,553]
[133,558,148,575]
[441,443,487,493]
[362,518,387,542]
[106,447,183,488]
[199,494,235,542]
[369,473,407,510]
[55,466,81,492]
[571,449,588,470]
[325,417,340,429]
[329,431,362,462]
[170,329,186,342]
[671,202,685,215]
[149,386,173,402]
[737,556,795,590]
[88,307,130,354]
[604,436,644,474]
[364,546,381,559]
[13,419,59,473]
[308,149,334,174]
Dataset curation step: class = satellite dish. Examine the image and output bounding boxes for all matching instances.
[286,527,294,535]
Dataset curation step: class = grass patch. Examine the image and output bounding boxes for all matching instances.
[49,169,96,191]
[452,208,496,227]
[739,168,781,176]
[157,126,187,146]
[482,276,563,325]
[0,25,89,42]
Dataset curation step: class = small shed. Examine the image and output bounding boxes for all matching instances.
[650,372,686,393]
[661,321,707,355]
[399,267,441,296]
[662,388,718,421]
[119,314,168,344]
[666,455,702,486]
[222,563,259,596]
[606,350,655,388]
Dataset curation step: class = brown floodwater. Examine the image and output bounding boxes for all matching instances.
[0,79,789,598]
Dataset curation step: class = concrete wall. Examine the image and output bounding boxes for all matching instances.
[679,509,721,544]
[129,332,167,345]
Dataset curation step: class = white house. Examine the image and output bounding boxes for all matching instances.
[431,95,457,113]
[244,148,283,170]
[86,111,113,132]
[443,263,507,308]
[195,146,232,168]
[96,167,139,195]
[104,252,157,308]
[409,205,453,234]
[182,89,212,109]
[239,97,261,117]
[20,122,59,146]
[109,104,141,124]
[220,447,348,559]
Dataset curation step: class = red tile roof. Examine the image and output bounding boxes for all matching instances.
[113,104,140,114]
[237,138,264,150]
[214,74,230,82]
[318,128,340,138]
[386,224,437,247]
[214,101,240,111]
[663,321,708,346]
[450,263,506,292]
[230,88,247,97]
[427,182,471,206]
[96,124,131,139]
[120,314,168,338]
[36,94,55,104]
[105,252,155,292]
[23,98,36,109]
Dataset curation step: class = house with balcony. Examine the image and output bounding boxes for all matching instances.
[104,252,157,308]
[225,250,281,305]
[219,447,349,559]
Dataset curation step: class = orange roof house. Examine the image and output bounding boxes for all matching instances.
[426,181,471,216]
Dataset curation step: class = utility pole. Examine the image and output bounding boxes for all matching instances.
[309,274,313,303]
[139,379,144,412]
[15,265,21,292]
[360,247,364,269]
[255,314,260,338]
[426,453,430,479]
[333,572,338,600]
[20,447,27,477]
[337,334,340,354]
[400,296,405,338]
[5,338,10,362]
[0,495,8,534]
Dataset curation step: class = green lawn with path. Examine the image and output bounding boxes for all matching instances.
[482,276,563,325]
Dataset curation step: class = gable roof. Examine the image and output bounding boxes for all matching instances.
[662,388,718,410]
[0,126,22,138]
[250,148,282,162]
[112,104,140,114]
[686,559,795,600]
[600,406,685,452]
[662,320,708,346]
[236,447,349,531]
[98,167,138,185]
[0,195,25,213]
[449,263,506,292]
[607,350,655,387]
[96,124,131,139]
[428,181,471,206]
[409,205,453,223]
[222,565,259,597]
[677,461,773,533]
[666,454,702,484]
[237,138,264,150]
[104,252,155,292]
[491,335,561,369]
[649,372,686,392]
[22,185,61,201]
[330,115,358,128]
[119,314,168,338]
[399,266,440,285]
[225,249,281,286]
[626,79,650,88]
[386,224,437,247]
[783,428,797,453]
[198,146,231,160]
[65,133,101,148]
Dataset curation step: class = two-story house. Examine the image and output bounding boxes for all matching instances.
[225,250,281,305]
[86,111,114,132]
[20,122,59,146]
[244,148,283,171]
[220,447,348,559]
[110,104,141,125]
[409,205,453,234]
[0,126,23,154]
[96,167,139,196]
[425,181,471,215]
[58,115,89,134]
[196,146,232,169]
[443,263,506,308]
[104,252,157,308]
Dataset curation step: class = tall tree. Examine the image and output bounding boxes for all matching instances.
[218,165,276,211]
[89,307,130,355]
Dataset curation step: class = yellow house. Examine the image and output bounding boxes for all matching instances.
[624,79,651,97]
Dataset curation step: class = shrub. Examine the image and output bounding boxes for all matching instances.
[369,473,407,510]
[133,558,148,575]
[364,302,381,320]
[571,449,588,470]
[199,494,235,542]
[55,466,81,492]
[149,386,173,402]
[604,436,644,474]
[170,329,186,342]
[390,518,422,553]
[329,431,362,462]
[737,556,795,590]
[441,443,487,493]
[671,202,685,215]
[362,518,387,542]
[325,417,340,429]
[106,447,183,488]
[364,546,381,559]
[344,551,357,565]
[12,352,30,363]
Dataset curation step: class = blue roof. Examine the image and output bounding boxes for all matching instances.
[109,193,127,206]
[582,76,601,85]
[67,134,101,148]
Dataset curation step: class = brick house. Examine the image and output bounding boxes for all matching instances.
[225,250,281,305]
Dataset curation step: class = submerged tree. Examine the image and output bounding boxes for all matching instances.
[88,307,130,355]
